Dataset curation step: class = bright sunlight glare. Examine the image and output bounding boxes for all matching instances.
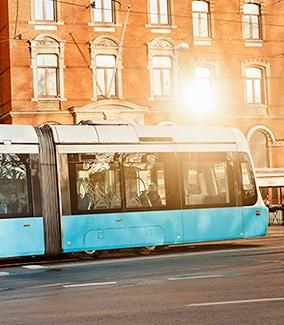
[182,79,216,116]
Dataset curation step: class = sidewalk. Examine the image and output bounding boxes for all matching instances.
[267,225,284,237]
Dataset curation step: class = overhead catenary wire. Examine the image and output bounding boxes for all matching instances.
[6,0,284,43]
[1,0,284,59]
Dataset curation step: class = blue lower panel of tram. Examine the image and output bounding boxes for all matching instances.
[63,210,183,252]
[182,207,244,242]
[243,206,269,238]
[0,217,45,258]
[62,207,268,253]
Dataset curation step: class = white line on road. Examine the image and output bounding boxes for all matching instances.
[168,275,224,281]
[63,281,117,288]
[30,283,71,289]
[22,265,48,270]
[0,272,10,276]
[186,297,284,307]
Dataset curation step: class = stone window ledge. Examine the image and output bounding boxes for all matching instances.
[244,39,263,47]
[32,97,67,102]
[194,38,212,46]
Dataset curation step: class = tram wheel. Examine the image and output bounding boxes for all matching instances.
[84,250,97,257]
[138,246,156,255]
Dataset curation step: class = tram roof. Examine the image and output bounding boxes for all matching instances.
[0,125,38,144]
[50,124,247,146]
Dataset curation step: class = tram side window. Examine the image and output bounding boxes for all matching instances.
[123,152,179,210]
[0,154,30,216]
[181,152,235,207]
[69,153,122,212]
[239,153,257,206]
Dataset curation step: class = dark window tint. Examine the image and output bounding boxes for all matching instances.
[69,153,122,213]
[123,152,179,210]
[180,152,235,208]
[239,153,257,206]
[0,154,31,216]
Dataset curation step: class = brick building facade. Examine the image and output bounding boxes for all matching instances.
[1,0,284,202]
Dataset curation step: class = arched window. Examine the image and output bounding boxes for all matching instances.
[30,35,65,101]
[192,1,210,38]
[147,38,178,100]
[242,3,261,40]
[96,55,116,96]
[152,56,172,97]
[249,130,269,168]
[90,37,122,99]
[245,66,265,104]
[36,54,58,97]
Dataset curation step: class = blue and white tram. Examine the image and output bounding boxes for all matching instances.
[0,123,268,258]
[0,125,44,258]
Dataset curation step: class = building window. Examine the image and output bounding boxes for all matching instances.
[34,0,56,21]
[245,67,264,104]
[93,0,114,23]
[249,130,269,168]
[90,37,122,100]
[149,0,170,25]
[195,66,213,88]
[147,38,177,100]
[30,35,65,101]
[96,55,116,97]
[36,54,58,97]
[192,1,210,38]
[242,3,261,40]
[152,56,172,97]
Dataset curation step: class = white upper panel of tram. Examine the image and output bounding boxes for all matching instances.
[50,124,249,150]
[0,125,39,153]
[0,123,249,153]
[0,125,38,144]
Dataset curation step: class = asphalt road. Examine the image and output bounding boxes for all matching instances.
[1,228,284,324]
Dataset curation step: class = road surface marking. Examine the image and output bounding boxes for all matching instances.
[186,297,284,307]
[63,281,117,288]
[168,274,224,280]
[0,272,9,276]
[30,283,71,289]
[22,265,47,270]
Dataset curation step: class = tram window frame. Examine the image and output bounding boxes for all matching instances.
[68,153,124,215]
[237,152,257,206]
[123,152,180,212]
[179,152,236,209]
[0,153,34,219]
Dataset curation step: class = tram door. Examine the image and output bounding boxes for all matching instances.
[180,152,244,242]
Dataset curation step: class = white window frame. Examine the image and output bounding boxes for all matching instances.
[30,35,65,101]
[31,0,57,22]
[36,54,59,98]
[242,3,261,40]
[192,1,210,38]
[95,54,117,97]
[147,38,178,100]
[90,37,123,100]
[245,66,264,105]
[92,0,115,24]
[242,60,270,115]
[152,56,173,97]
[148,0,171,25]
